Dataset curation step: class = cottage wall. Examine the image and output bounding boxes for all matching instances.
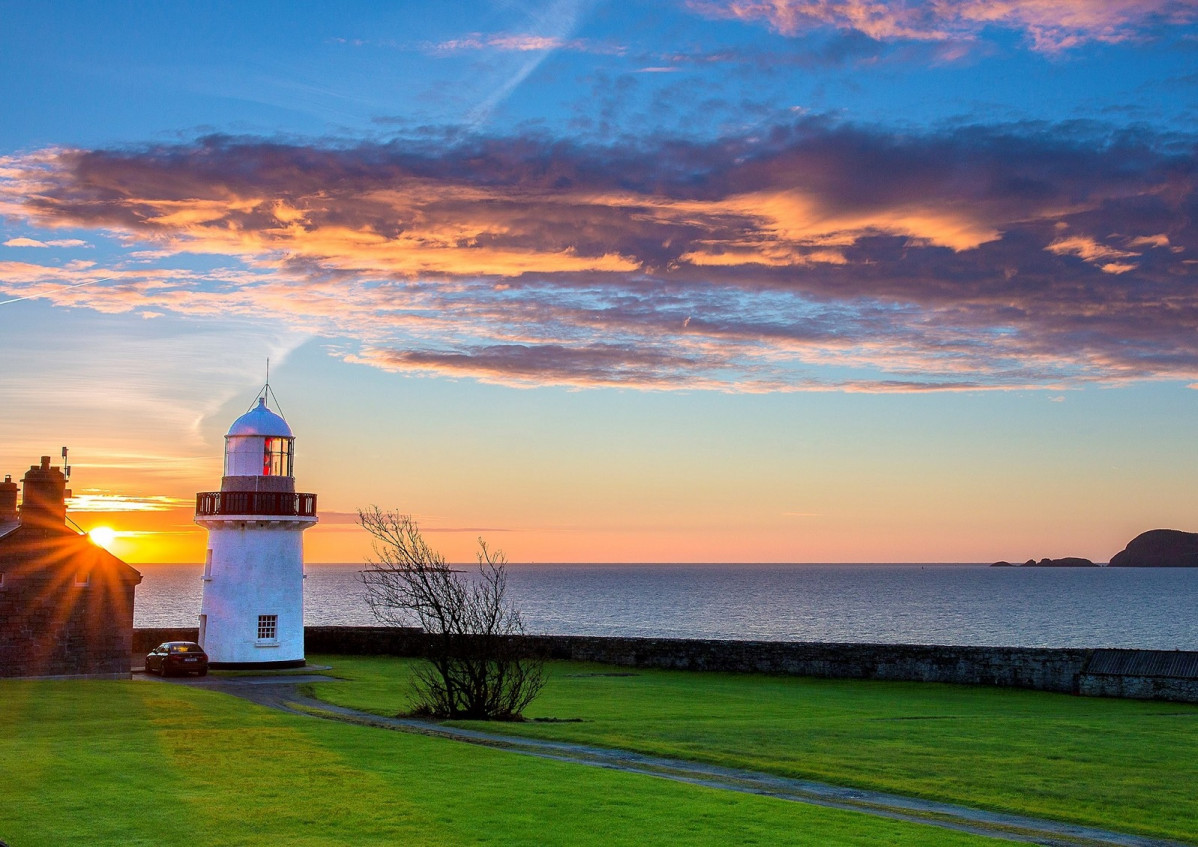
[0,556,137,679]
[0,456,141,680]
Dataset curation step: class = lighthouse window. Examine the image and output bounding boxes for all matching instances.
[262,438,292,477]
[257,614,278,641]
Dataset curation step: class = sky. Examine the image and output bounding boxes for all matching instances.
[2,0,1197,564]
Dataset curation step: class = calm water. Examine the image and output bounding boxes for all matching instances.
[132,563,1198,650]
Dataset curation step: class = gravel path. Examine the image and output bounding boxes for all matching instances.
[139,672,1190,847]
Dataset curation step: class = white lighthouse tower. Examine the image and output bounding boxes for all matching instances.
[195,389,316,668]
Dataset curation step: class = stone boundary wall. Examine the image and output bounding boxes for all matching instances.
[1078,672,1198,702]
[132,627,1198,703]
[534,637,1093,692]
[133,628,198,656]
[1077,648,1198,702]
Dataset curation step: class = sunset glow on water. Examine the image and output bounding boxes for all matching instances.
[133,563,1198,651]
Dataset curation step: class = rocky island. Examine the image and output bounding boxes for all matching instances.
[1109,529,1198,567]
[991,557,1097,567]
[993,528,1198,567]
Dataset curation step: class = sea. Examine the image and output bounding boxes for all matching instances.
[133,563,1198,651]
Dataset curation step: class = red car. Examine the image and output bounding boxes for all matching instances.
[145,641,209,677]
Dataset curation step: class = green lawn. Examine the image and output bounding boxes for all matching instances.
[0,677,1004,847]
[307,655,1198,843]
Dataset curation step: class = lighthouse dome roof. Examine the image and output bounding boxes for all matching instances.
[227,397,293,438]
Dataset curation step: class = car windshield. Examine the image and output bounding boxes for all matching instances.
[169,644,203,653]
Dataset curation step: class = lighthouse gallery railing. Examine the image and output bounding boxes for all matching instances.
[195,491,317,518]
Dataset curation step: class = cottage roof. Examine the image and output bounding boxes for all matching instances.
[0,523,142,584]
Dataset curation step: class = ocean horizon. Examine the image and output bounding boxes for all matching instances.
[133,562,1198,652]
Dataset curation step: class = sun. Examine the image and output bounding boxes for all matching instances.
[89,526,118,550]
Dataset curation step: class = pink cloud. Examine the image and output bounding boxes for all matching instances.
[427,33,623,55]
[3,236,89,248]
[689,0,1198,51]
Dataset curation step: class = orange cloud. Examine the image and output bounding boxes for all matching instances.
[714,190,1003,252]
[1046,235,1140,265]
[67,492,193,512]
[1,122,1195,392]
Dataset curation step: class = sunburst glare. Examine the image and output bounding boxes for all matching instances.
[88,525,118,550]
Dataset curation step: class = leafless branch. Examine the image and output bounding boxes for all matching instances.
[358,507,545,720]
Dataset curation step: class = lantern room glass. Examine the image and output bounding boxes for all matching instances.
[262,438,293,477]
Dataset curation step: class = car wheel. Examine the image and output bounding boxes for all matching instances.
[198,669,208,677]
[160,665,171,678]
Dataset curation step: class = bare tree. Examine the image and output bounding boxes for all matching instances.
[358,507,545,720]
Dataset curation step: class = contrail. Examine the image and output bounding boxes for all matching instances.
[465,0,592,130]
[0,275,114,306]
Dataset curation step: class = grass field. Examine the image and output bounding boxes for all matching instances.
[0,676,1007,847]
[307,655,1198,843]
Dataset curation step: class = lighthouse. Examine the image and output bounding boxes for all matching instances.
[195,391,316,668]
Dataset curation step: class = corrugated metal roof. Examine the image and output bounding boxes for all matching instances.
[1085,649,1198,679]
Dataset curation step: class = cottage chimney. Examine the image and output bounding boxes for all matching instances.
[0,474,17,522]
[19,456,67,529]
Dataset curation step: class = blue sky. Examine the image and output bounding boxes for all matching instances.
[7,1,1196,148]
[2,1,1197,562]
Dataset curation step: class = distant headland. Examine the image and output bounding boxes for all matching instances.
[1109,529,1198,567]
[993,528,1198,567]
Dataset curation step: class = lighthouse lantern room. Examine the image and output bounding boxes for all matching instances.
[195,391,316,668]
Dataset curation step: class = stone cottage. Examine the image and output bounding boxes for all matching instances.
[0,456,142,679]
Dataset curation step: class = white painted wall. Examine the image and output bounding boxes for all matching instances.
[198,519,308,664]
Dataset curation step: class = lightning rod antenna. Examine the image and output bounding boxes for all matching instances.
[249,358,287,420]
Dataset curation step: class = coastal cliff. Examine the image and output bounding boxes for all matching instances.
[1110,529,1198,567]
